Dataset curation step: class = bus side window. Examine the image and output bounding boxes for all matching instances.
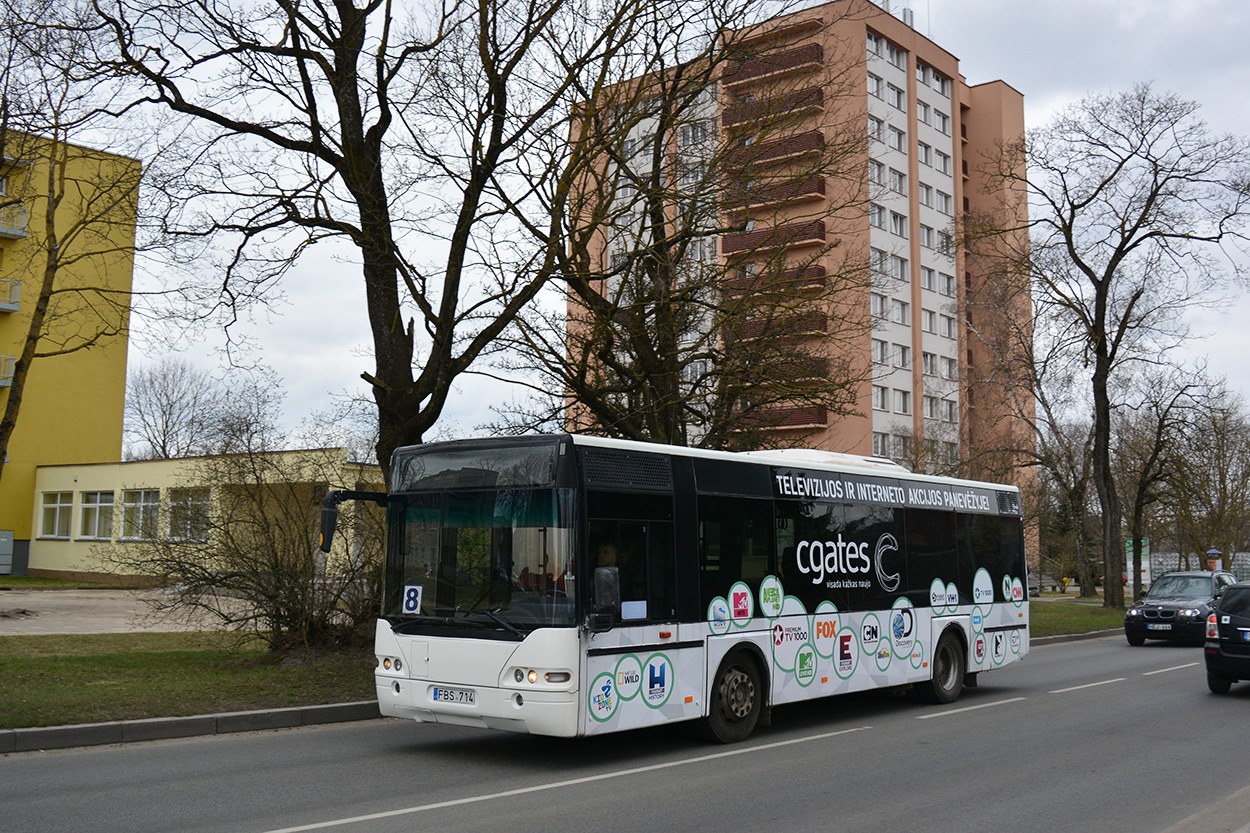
[698,496,773,611]
[587,492,677,622]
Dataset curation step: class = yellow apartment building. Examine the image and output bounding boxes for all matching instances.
[0,135,139,575]
[29,449,382,582]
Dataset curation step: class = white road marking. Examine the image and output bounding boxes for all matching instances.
[1143,662,1199,676]
[1049,677,1125,694]
[915,697,1026,719]
[256,725,873,833]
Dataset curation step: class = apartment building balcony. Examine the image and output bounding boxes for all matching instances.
[721,219,825,254]
[0,355,15,387]
[726,130,825,169]
[0,202,28,239]
[0,278,18,311]
[730,311,827,341]
[729,175,826,209]
[721,42,823,88]
[722,87,822,128]
[739,404,828,429]
[724,264,827,295]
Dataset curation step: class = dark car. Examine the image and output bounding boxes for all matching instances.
[1205,581,1250,693]
[1124,570,1236,646]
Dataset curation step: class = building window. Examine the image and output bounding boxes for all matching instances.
[940,314,957,338]
[888,168,906,194]
[936,190,953,215]
[894,389,912,415]
[871,248,889,274]
[940,272,956,297]
[921,267,937,291]
[921,308,937,333]
[942,356,958,380]
[924,395,941,419]
[893,344,911,369]
[122,489,161,541]
[80,491,114,540]
[918,183,932,207]
[887,44,906,70]
[923,351,937,376]
[933,74,951,97]
[679,121,711,147]
[937,230,954,254]
[869,203,885,229]
[943,400,959,423]
[873,432,890,456]
[887,84,906,112]
[867,31,882,57]
[918,142,931,166]
[888,126,907,152]
[890,211,907,237]
[943,441,958,462]
[935,150,952,175]
[934,111,950,135]
[871,293,889,320]
[891,254,908,281]
[168,488,211,542]
[916,101,930,125]
[872,338,889,365]
[891,298,910,325]
[919,225,934,248]
[868,73,882,98]
[41,492,73,539]
[917,63,930,87]
[873,385,889,411]
[894,434,913,460]
[869,160,885,186]
[868,116,884,143]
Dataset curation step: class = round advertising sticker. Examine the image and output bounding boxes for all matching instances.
[707,597,731,635]
[588,673,617,722]
[929,578,947,614]
[614,655,642,701]
[759,575,784,619]
[728,581,754,626]
[813,600,840,659]
[972,568,994,608]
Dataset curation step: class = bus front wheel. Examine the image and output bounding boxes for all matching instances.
[703,653,762,743]
[918,631,965,704]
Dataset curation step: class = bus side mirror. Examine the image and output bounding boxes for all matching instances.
[318,503,339,554]
[590,566,621,632]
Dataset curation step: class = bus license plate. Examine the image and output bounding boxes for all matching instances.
[1147,624,1171,631]
[432,686,475,705]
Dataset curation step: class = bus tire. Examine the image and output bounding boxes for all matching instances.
[703,652,763,743]
[918,630,965,705]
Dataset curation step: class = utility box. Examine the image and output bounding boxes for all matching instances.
[0,531,13,575]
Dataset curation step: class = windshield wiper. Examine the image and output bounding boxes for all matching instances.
[454,605,524,638]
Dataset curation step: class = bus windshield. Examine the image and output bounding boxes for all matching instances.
[384,487,577,631]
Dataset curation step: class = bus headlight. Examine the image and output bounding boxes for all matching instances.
[528,670,539,684]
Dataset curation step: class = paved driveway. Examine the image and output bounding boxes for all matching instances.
[0,589,221,635]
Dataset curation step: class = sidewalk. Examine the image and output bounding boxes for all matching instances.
[0,588,382,753]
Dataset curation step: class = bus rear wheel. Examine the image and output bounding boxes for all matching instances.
[918,631,965,704]
[703,653,762,743]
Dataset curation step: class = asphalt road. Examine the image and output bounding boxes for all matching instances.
[5,635,1250,833]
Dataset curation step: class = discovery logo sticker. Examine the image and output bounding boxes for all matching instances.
[707,597,731,635]
[642,654,673,708]
[759,575,784,619]
[891,597,916,659]
[614,655,642,701]
[589,673,617,722]
[729,581,754,626]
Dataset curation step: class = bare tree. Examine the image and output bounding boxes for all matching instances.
[124,358,224,459]
[0,0,142,482]
[88,0,777,475]
[965,85,1250,607]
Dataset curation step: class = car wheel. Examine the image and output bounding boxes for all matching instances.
[703,652,762,743]
[1208,672,1233,694]
[1125,631,1145,646]
[918,631,965,705]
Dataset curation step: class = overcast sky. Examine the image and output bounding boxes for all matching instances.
[127,0,1250,443]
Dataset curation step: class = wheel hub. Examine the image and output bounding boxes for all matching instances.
[720,667,755,720]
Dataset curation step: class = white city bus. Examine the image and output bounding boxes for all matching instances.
[321,434,1028,742]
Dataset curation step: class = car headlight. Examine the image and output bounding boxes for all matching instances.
[1127,609,1141,617]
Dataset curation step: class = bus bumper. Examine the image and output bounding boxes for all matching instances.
[376,677,580,737]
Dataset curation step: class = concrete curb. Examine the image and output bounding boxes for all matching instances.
[0,700,380,754]
[1030,628,1121,646]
